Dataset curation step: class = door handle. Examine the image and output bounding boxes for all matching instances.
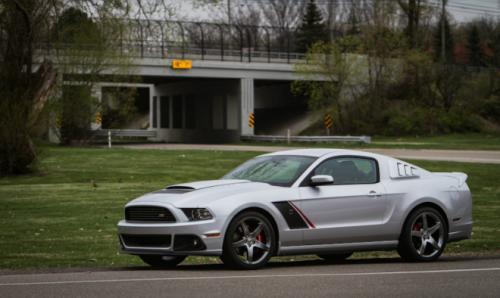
[368,191,381,197]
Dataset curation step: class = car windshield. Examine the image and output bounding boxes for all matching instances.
[223,155,316,187]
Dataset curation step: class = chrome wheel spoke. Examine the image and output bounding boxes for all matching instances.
[422,214,429,230]
[411,230,422,237]
[246,245,254,262]
[249,222,264,238]
[428,222,441,235]
[429,237,441,250]
[241,222,250,236]
[418,240,427,255]
[232,239,246,248]
[254,241,269,251]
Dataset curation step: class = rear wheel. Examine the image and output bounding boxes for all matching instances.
[317,252,353,263]
[221,211,276,269]
[398,207,447,262]
[139,255,186,268]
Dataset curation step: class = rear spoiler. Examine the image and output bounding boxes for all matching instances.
[433,172,468,187]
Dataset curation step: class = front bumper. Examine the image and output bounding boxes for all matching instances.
[117,218,224,256]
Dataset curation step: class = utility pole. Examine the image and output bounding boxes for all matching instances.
[328,0,335,42]
[441,0,447,62]
[228,0,232,25]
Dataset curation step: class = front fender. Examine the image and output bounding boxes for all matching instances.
[220,202,287,240]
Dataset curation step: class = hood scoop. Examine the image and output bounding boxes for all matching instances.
[159,179,250,193]
[155,186,195,194]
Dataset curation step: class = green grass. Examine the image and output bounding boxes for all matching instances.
[0,146,499,269]
[242,133,500,150]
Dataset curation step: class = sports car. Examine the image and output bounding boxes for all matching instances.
[117,149,472,269]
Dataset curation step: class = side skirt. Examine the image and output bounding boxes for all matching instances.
[277,240,399,256]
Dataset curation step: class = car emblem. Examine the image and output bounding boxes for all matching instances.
[158,213,166,218]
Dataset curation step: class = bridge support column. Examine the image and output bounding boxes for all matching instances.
[240,77,254,136]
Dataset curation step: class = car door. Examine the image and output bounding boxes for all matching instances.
[297,156,389,245]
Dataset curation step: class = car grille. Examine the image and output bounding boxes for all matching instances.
[121,234,172,248]
[125,206,176,222]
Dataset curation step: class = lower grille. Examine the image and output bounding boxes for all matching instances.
[173,235,206,251]
[125,206,176,222]
[121,234,172,248]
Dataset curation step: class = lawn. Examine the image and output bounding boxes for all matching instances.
[242,133,500,150]
[0,146,499,269]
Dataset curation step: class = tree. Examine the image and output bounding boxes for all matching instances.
[346,3,360,35]
[292,38,362,132]
[53,7,122,144]
[433,15,454,63]
[467,25,484,67]
[397,0,429,48]
[296,0,327,52]
[0,1,60,174]
[0,0,178,175]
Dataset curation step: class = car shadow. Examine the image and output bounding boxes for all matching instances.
[119,254,499,272]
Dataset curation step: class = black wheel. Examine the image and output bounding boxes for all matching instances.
[221,211,276,269]
[398,207,447,262]
[139,255,186,268]
[318,252,353,263]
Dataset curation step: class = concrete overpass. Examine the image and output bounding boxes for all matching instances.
[90,57,314,142]
[51,19,325,143]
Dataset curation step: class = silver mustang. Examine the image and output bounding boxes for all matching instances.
[117,149,472,269]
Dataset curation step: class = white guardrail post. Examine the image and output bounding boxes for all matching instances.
[108,130,112,148]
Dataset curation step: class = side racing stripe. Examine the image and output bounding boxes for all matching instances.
[288,201,316,229]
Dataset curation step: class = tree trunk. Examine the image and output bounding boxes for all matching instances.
[0,60,57,175]
[29,60,59,128]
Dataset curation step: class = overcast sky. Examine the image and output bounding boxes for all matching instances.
[173,0,500,24]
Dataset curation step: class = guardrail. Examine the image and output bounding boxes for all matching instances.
[91,129,157,148]
[241,134,371,144]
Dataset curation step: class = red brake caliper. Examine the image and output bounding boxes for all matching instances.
[256,232,264,243]
[413,223,422,232]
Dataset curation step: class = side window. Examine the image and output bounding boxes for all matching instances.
[312,157,378,185]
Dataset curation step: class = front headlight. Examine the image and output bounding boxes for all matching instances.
[181,208,213,221]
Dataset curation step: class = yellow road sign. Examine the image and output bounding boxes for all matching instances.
[248,112,255,128]
[324,114,333,129]
[171,59,193,69]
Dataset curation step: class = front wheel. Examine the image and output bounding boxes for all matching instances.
[139,255,186,268]
[398,207,447,262]
[221,211,276,269]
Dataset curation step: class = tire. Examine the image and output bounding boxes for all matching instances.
[317,252,353,263]
[398,207,447,262]
[139,255,186,268]
[221,211,276,269]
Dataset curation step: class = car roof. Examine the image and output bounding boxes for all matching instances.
[262,148,382,158]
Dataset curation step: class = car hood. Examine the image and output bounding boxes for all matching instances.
[127,179,275,207]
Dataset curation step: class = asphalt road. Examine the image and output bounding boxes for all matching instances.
[1,256,499,298]
[120,144,500,164]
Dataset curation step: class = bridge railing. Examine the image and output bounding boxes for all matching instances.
[35,18,338,64]
[36,41,307,64]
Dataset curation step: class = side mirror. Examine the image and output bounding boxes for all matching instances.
[310,175,334,186]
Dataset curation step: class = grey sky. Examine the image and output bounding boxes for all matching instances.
[174,0,500,24]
